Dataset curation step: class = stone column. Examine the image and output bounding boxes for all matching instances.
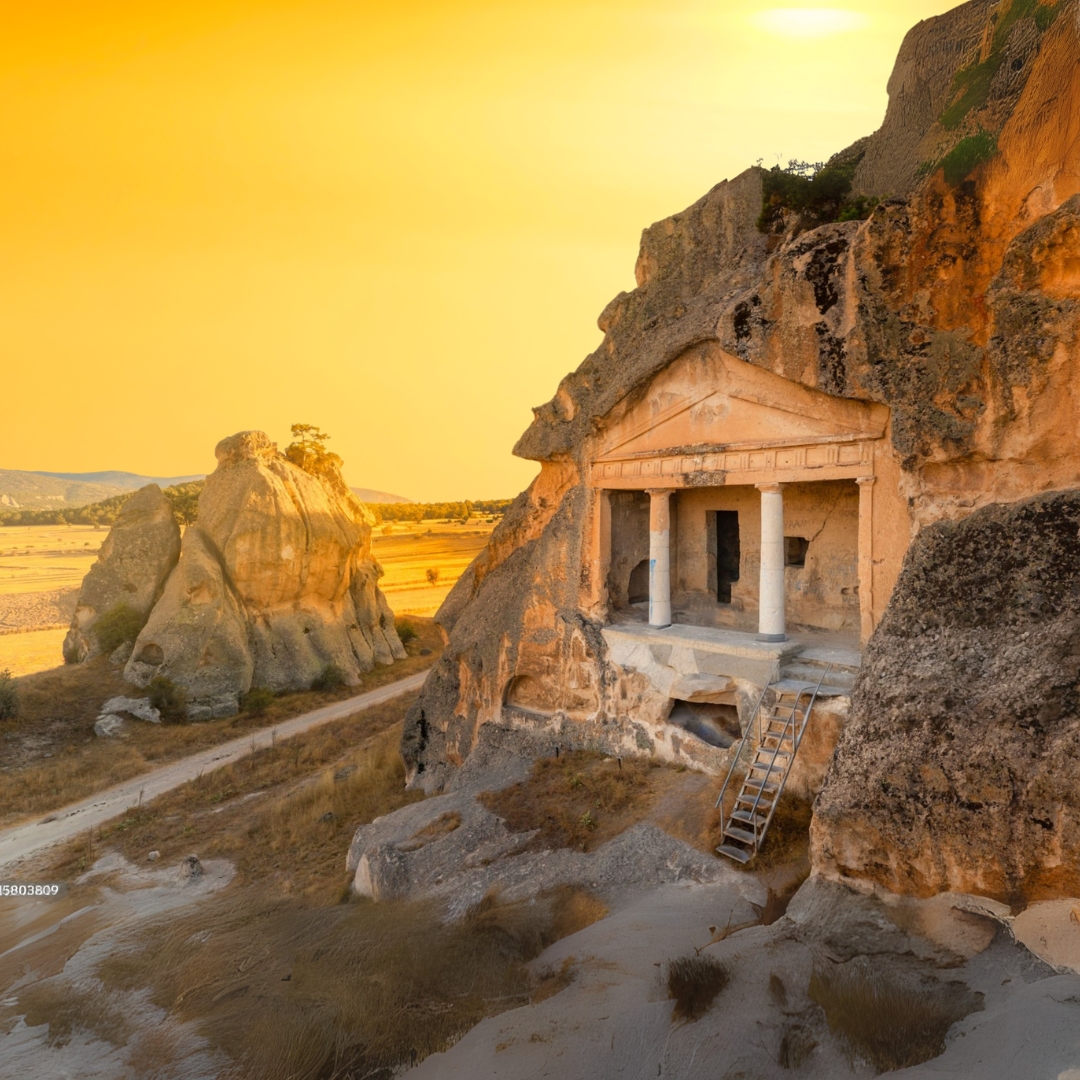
[856,476,876,644]
[756,483,786,642]
[646,489,674,628]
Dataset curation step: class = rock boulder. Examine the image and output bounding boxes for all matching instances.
[812,491,1080,904]
[62,485,181,664]
[124,431,405,718]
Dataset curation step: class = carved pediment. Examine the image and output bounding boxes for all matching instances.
[596,346,887,463]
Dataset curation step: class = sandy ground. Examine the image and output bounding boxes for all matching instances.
[0,670,427,874]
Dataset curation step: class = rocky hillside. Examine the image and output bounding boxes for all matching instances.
[403,0,1080,815]
[0,468,202,510]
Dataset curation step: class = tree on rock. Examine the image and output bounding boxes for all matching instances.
[285,423,342,479]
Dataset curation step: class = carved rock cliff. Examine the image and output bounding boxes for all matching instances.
[404,0,1080,819]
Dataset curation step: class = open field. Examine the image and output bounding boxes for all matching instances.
[373,521,493,616]
[0,524,104,595]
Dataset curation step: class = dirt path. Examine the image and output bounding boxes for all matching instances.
[0,670,428,873]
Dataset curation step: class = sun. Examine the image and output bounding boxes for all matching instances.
[750,8,871,37]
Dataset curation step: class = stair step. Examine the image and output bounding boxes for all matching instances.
[731,808,768,826]
[748,762,786,775]
[723,824,759,845]
[717,844,753,864]
[742,779,780,795]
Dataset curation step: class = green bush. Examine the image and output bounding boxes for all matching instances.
[395,619,417,645]
[0,669,18,721]
[939,131,999,185]
[311,663,347,693]
[241,687,276,717]
[92,604,146,656]
[148,676,187,723]
[757,156,872,233]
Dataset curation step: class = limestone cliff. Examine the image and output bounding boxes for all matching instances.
[124,431,405,719]
[62,484,181,664]
[404,0,1080,795]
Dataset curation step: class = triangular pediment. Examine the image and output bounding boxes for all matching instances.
[596,347,886,462]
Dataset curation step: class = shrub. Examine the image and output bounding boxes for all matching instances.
[757,155,871,233]
[148,676,187,723]
[241,687,275,717]
[426,567,440,586]
[395,619,417,645]
[92,604,146,656]
[938,131,998,186]
[809,961,983,1071]
[310,663,347,692]
[0,668,18,721]
[667,954,728,1021]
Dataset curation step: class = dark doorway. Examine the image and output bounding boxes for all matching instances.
[785,536,810,567]
[628,559,650,605]
[715,511,740,604]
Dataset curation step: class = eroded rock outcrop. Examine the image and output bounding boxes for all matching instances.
[812,491,1080,903]
[123,431,405,719]
[62,484,181,664]
[403,0,1080,802]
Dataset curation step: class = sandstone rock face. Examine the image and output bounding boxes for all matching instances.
[62,485,181,664]
[812,491,1080,904]
[404,1,1080,795]
[124,432,405,719]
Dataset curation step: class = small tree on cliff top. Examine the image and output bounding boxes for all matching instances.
[285,423,343,479]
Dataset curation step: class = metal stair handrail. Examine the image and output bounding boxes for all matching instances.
[715,662,778,836]
[745,663,832,846]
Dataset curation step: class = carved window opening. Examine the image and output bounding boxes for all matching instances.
[785,536,810,567]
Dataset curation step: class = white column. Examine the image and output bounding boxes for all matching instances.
[647,489,674,628]
[757,482,787,642]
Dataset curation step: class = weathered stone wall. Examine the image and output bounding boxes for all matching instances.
[812,490,1080,904]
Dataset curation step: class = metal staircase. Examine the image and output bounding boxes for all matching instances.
[714,663,832,864]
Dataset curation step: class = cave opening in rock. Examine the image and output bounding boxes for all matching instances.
[667,699,742,748]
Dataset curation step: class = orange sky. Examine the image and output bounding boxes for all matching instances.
[1,0,958,501]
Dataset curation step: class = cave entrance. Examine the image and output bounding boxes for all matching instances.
[667,699,741,748]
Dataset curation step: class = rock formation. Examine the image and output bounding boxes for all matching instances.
[403,0,1080,871]
[62,484,181,664]
[812,491,1080,904]
[123,431,405,719]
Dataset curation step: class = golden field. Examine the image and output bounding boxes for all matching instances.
[0,520,493,677]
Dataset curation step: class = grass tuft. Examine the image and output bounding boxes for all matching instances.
[667,954,729,1022]
[478,749,678,853]
[809,961,983,1072]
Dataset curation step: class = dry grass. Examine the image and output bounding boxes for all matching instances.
[667,954,729,1022]
[88,883,604,1079]
[0,524,103,596]
[478,749,684,853]
[16,977,131,1049]
[38,700,423,900]
[0,618,442,829]
[808,961,983,1072]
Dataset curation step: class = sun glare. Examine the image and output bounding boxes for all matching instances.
[751,8,871,37]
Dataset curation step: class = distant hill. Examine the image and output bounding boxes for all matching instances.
[0,467,411,513]
[0,468,204,510]
[351,487,413,504]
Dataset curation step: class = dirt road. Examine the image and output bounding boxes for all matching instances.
[0,670,428,873]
